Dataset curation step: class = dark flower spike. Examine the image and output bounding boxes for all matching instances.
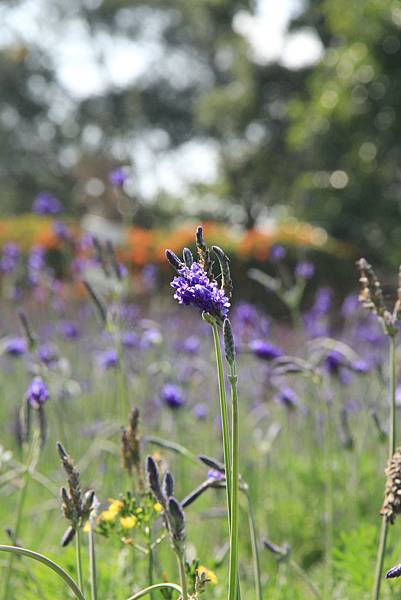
[182,247,193,267]
[163,471,174,498]
[196,226,214,280]
[212,245,233,300]
[167,496,186,545]
[61,526,76,548]
[223,318,236,366]
[83,280,107,326]
[263,539,291,560]
[181,477,225,509]
[199,455,226,474]
[17,311,37,350]
[146,455,165,506]
[92,236,110,278]
[106,240,123,281]
[386,563,401,579]
[165,249,183,272]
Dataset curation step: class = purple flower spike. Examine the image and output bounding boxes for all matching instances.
[5,337,27,357]
[295,261,315,280]
[33,192,62,215]
[386,563,401,579]
[98,349,119,370]
[1,243,21,273]
[109,167,128,187]
[170,262,230,321]
[249,340,283,361]
[161,384,185,410]
[27,377,50,409]
[275,386,299,410]
[270,244,286,262]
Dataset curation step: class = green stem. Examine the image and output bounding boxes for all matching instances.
[211,322,232,520]
[2,449,32,600]
[88,519,98,600]
[147,531,155,600]
[228,366,239,600]
[372,333,397,600]
[125,583,182,600]
[176,553,188,600]
[0,546,85,600]
[245,491,263,600]
[76,528,84,594]
[289,559,322,599]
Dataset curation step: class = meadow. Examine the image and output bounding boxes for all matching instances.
[0,221,400,600]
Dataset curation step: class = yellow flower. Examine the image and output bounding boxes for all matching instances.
[153,502,163,513]
[83,521,90,533]
[108,498,124,514]
[99,509,117,523]
[120,515,138,530]
[198,565,218,585]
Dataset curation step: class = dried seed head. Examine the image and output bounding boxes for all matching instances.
[121,407,144,491]
[83,280,107,326]
[17,311,37,350]
[381,447,401,524]
[356,258,386,318]
[196,226,214,280]
[212,245,233,299]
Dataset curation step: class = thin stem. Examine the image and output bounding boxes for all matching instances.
[245,491,263,600]
[2,441,33,600]
[289,559,322,599]
[147,530,155,600]
[0,546,85,600]
[228,366,239,600]
[372,333,397,600]
[125,583,182,600]
[76,528,84,594]
[176,553,188,600]
[211,322,232,520]
[88,519,97,600]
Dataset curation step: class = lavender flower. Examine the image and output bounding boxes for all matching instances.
[193,403,208,420]
[38,344,58,366]
[0,243,20,273]
[270,244,286,262]
[53,221,71,242]
[170,262,230,321]
[59,321,80,340]
[249,339,283,361]
[275,386,299,410]
[33,192,62,215]
[108,167,128,187]
[122,331,139,348]
[5,337,27,357]
[161,384,185,410]
[295,261,315,280]
[28,246,46,285]
[179,336,200,354]
[98,349,119,370]
[27,377,50,409]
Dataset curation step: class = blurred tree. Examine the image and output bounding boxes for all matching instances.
[0,0,310,229]
[288,0,401,265]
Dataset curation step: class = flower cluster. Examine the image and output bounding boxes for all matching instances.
[171,262,230,321]
[33,192,62,216]
[97,493,162,544]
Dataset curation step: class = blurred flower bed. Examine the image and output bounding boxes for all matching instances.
[0,214,348,270]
